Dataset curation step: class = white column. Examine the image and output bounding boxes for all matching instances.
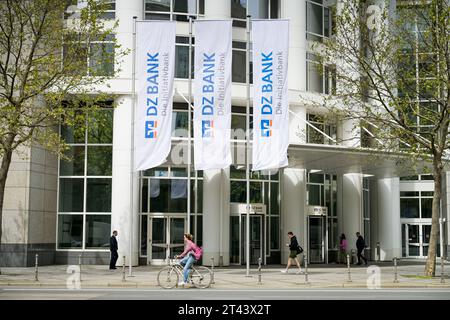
[342,173,363,254]
[282,0,306,91]
[205,0,230,19]
[202,169,230,266]
[281,169,307,262]
[111,95,138,266]
[377,178,401,260]
[288,105,307,145]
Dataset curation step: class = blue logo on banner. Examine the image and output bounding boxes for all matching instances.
[202,120,214,138]
[145,120,158,138]
[261,119,272,137]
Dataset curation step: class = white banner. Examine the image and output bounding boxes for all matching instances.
[135,21,176,171]
[252,20,289,171]
[194,20,232,170]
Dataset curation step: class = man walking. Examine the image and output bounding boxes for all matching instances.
[356,232,368,265]
[109,230,118,270]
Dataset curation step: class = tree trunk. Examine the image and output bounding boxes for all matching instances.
[424,159,443,276]
[0,148,13,274]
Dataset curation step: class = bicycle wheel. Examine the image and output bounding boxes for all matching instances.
[157,266,179,289]
[190,266,212,289]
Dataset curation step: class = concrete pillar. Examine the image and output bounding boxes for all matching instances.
[281,168,307,263]
[282,0,306,92]
[376,178,401,260]
[111,95,139,267]
[205,0,230,19]
[202,169,230,266]
[289,105,307,145]
[342,173,363,255]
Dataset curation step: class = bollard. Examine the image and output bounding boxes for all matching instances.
[441,256,445,284]
[346,254,352,283]
[257,257,262,285]
[304,255,309,284]
[210,257,215,285]
[376,242,380,262]
[122,256,126,282]
[78,254,82,282]
[34,254,39,282]
[393,257,399,283]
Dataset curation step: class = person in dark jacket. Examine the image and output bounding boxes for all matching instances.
[281,231,303,274]
[109,230,118,270]
[356,232,368,265]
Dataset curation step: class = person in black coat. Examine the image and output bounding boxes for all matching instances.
[356,232,368,265]
[109,230,118,270]
[281,231,303,274]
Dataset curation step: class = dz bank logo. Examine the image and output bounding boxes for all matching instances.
[145,120,158,139]
[202,120,214,138]
[261,119,272,137]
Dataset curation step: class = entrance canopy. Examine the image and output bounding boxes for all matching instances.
[287,144,446,179]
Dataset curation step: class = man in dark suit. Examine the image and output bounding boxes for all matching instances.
[356,232,368,265]
[109,230,118,270]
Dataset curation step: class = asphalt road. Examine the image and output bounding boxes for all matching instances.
[1,287,450,300]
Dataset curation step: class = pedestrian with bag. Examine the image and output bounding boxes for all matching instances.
[339,233,348,264]
[281,231,303,274]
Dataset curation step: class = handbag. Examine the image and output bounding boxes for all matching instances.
[296,246,304,254]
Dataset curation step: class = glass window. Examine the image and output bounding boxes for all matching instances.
[60,146,85,176]
[270,217,279,250]
[232,49,246,83]
[172,111,189,137]
[86,178,112,212]
[85,215,111,248]
[421,197,433,218]
[306,0,332,41]
[59,178,84,212]
[146,0,171,11]
[270,182,279,215]
[87,146,112,176]
[141,179,148,213]
[230,180,246,202]
[231,0,278,27]
[89,42,115,76]
[141,215,148,256]
[308,184,321,206]
[88,110,113,143]
[149,179,187,213]
[400,198,420,218]
[250,181,262,203]
[58,215,83,248]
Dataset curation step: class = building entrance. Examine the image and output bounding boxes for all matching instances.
[307,206,328,263]
[230,203,266,265]
[147,216,185,265]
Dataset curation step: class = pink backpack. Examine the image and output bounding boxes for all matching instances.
[192,245,203,260]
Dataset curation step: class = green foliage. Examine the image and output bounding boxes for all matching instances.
[0,0,125,158]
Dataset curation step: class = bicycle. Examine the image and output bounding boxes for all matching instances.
[157,256,213,289]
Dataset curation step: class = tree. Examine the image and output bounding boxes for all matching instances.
[308,0,449,276]
[0,0,124,270]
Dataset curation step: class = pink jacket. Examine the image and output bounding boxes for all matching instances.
[340,239,348,251]
[179,240,203,260]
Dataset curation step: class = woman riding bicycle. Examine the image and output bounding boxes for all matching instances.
[175,233,203,287]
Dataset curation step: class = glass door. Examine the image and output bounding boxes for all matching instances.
[308,216,325,263]
[240,215,263,265]
[148,216,185,265]
[407,224,420,257]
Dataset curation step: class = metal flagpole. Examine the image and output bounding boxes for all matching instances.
[187,16,193,234]
[129,16,138,277]
[245,15,251,277]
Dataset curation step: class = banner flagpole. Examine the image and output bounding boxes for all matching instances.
[187,16,193,235]
[245,15,251,277]
[129,16,138,276]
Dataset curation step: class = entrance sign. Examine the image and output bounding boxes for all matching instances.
[135,21,176,171]
[252,20,289,171]
[193,20,232,170]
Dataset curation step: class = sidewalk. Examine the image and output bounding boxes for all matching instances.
[0,261,449,289]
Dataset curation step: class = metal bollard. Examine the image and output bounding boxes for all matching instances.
[304,255,309,284]
[376,242,380,262]
[441,256,445,284]
[78,254,82,282]
[122,256,126,282]
[257,257,262,285]
[210,257,215,284]
[346,254,352,283]
[34,254,39,281]
[393,257,399,283]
